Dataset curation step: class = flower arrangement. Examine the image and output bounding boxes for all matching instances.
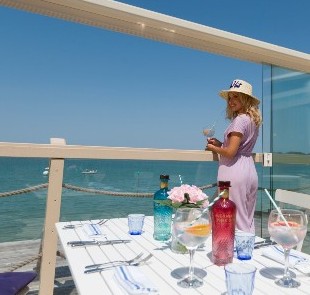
[155,184,209,209]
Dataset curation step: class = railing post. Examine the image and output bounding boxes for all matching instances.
[39,138,65,295]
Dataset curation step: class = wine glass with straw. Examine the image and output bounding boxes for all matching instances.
[265,189,308,288]
[172,207,211,288]
[202,124,215,148]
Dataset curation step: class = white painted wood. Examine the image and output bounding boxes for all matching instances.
[39,139,66,295]
[275,189,310,251]
[0,0,309,72]
[275,189,310,210]
[0,141,264,163]
[56,216,310,295]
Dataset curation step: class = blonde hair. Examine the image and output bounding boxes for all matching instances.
[226,93,262,126]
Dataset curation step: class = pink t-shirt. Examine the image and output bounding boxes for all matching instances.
[221,114,258,160]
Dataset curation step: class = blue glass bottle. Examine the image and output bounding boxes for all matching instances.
[153,174,172,241]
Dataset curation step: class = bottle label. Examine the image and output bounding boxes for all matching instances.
[214,213,234,225]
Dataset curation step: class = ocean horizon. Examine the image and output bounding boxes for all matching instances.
[1,157,309,243]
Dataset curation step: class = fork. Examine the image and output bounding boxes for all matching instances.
[63,219,107,229]
[84,252,144,269]
[84,253,153,274]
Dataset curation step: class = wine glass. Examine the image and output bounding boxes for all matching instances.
[268,209,308,288]
[202,124,215,148]
[173,207,211,288]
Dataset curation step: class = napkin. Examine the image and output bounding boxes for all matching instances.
[114,266,159,294]
[0,271,37,295]
[83,224,103,237]
[262,245,309,267]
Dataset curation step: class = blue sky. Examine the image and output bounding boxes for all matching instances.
[0,0,309,151]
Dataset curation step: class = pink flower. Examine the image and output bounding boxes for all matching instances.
[167,184,209,208]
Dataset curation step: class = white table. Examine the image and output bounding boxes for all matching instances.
[56,217,310,295]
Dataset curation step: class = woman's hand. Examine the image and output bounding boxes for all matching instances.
[208,137,222,147]
[205,138,222,152]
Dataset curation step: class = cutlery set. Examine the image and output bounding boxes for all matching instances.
[67,239,131,247]
[62,219,108,229]
[84,253,153,274]
[66,234,153,273]
[85,252,144,269]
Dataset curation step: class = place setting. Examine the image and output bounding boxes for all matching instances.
[63,219,108,242]
[81,213,157,294]
[62,219,108,230]
[63,218,132,248]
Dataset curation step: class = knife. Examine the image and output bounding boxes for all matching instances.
[67,240,131,247]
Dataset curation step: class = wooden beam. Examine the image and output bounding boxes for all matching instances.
[38,138,65,295]
[0,0,309,72]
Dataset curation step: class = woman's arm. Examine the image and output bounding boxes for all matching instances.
[206,132,242,159]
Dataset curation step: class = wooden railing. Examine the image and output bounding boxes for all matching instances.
[0,138,264,294]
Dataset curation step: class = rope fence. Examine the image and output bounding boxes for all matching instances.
[1,182,297,200]
[2,182,307,271]
[0,183,48,198]
[2,182,307,201]
[0,182,218,199]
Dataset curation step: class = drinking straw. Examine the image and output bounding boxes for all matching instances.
[264,188,290,227]
[183,190,225,230]
[207,190,225,208]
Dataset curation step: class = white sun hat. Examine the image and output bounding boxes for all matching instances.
[219,79,260,104]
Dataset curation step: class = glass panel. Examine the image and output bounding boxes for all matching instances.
[271,66,310,192]
[270,66,310,253]
[0,157,218,242]
[60,159,218,221]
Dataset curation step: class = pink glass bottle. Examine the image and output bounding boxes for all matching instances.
[211,181,236,266]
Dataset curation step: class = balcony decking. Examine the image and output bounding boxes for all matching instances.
[0,239,77,295]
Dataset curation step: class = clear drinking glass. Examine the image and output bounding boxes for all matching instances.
[173,208,211,288]
[268,209,307,288]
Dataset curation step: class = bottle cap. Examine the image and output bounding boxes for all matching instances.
[160,174,170,180]
[218,181,231,188]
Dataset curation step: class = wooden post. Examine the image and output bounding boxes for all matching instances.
[38,138,65,295]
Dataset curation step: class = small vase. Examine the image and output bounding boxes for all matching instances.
[170,232,188,254]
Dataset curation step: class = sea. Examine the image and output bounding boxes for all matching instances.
[0,157,309,243]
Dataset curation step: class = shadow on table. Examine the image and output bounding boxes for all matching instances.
[259,267,296,280]
[170,267,207,280]
[206,251,213,261]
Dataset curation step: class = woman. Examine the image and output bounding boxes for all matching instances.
[206,79,262,233]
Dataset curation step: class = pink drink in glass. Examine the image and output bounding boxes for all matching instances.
[269,221,306,249]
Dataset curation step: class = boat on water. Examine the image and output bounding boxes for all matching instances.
[42,167,49,176]
[81,169,98,174]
